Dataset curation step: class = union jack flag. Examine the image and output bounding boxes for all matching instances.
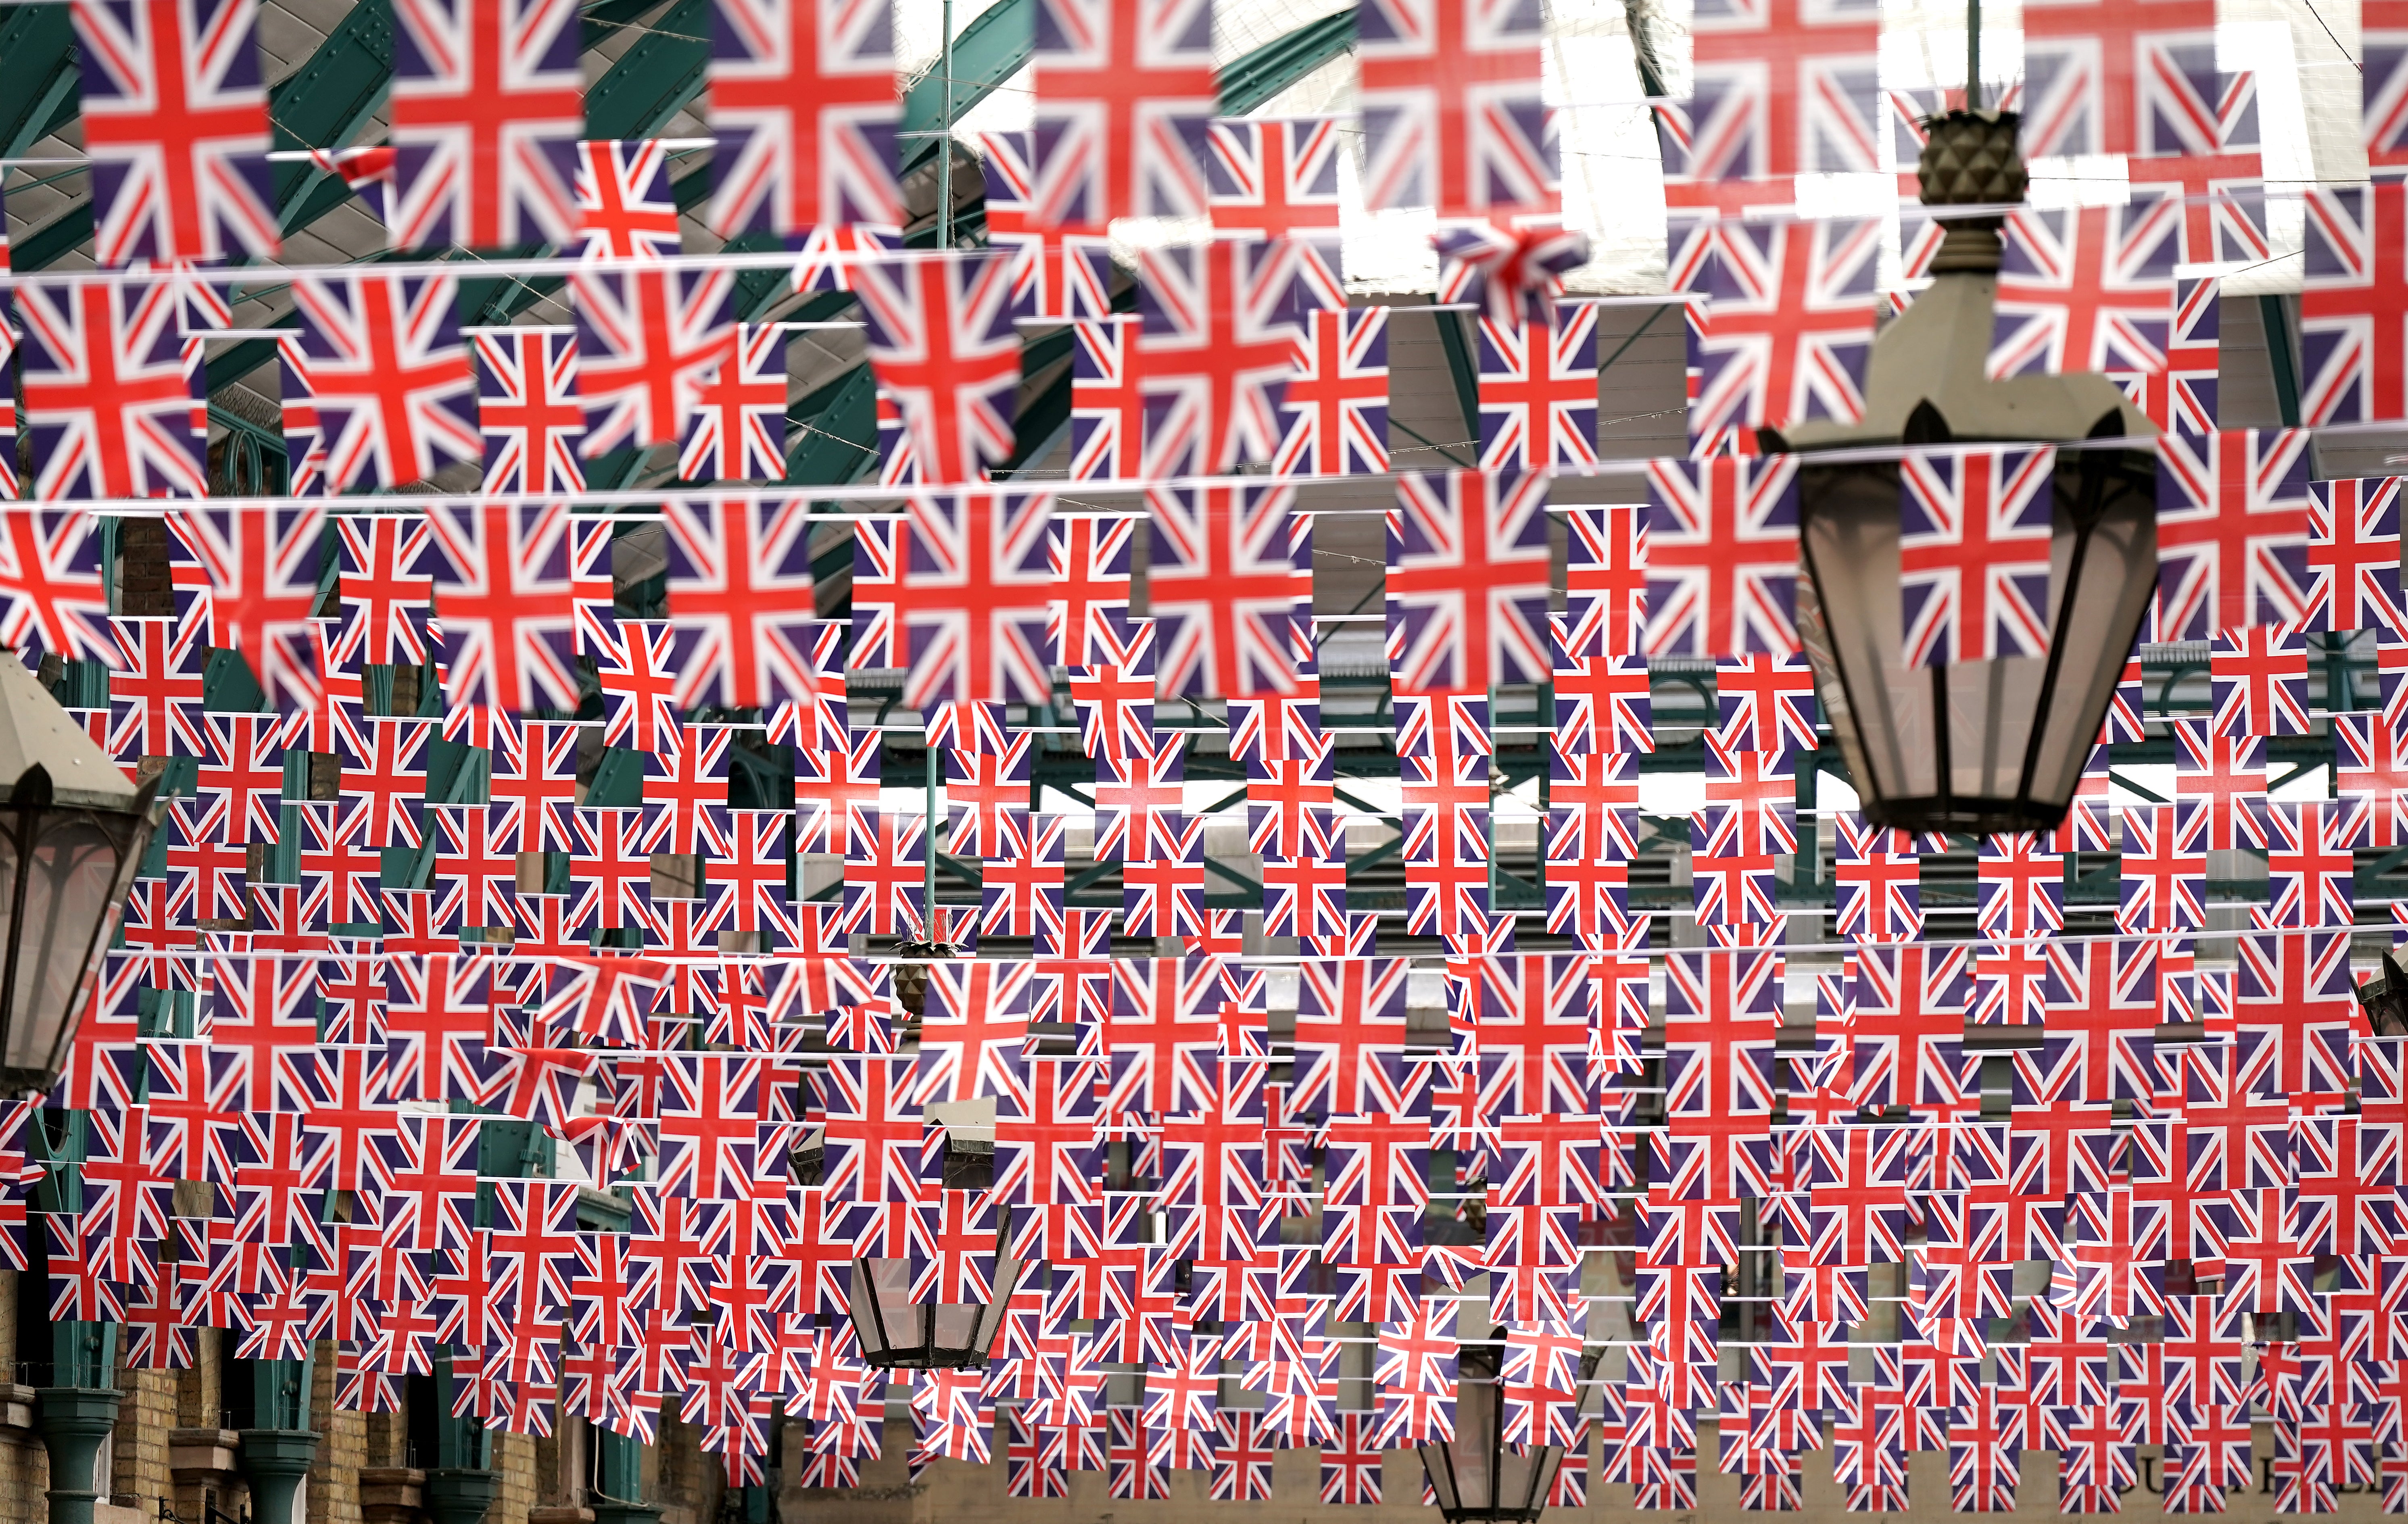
[1897,446,2056,666]
[1642,454,1800,659]
[1068,319,1143,482]
[1687,215,1880,446]
[1991,199,2179,379]
[2339,713,2408,846]
[1551,631,1652,756]
[16,277,206,501]
[660,496,820,710]
[679,322,787,483]
[850,491,1054,708]
[975,129,1116,320]
[1207,116,1346,311]
[0,510,113,661]
[1131,237,1299,476]
[852,252,1019,485]
[1046,513,1135,669]
[1148,484,1310,700]
[2117,273,2221,438]
[2018,0,2220,158]
[571,138,679,261]
[418,501,579,716]
[2210,623,2311,738]
[1026,0,1217,226]
[1355,0,1550,215]
[1563,502,1647,659]
[2120,802,2208,932]
[704,0,905,237]
[289,273,478,492]
[2306,475,2408,636]
[473,327,585,495]
[1476,304,1597,469]
[2258,798,2364,930]
[2295,181,2408,426]
[72,0,278,265]
[1386,468,1554,694]
[2153,427,2314,642]
[1275,306,1390,477]
[572,267,735,457]
[1658,0,1880,184]
[165,505,322,679]
[331,514,434,669]
[386,0,583,251]
[1834,812,1921,944]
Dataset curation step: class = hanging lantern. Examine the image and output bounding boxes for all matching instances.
[0,656,162,1097]
[1769,110,2160,835]
[1416,1338,1598,1522]
[845,1248,1027,1371]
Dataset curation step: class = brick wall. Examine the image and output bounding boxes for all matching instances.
[108,1366,175,1514]
[307,1342,364,1524]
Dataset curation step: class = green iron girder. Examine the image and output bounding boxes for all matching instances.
[1433,305,1485,444]
[0,5,80,162]
[901,0,1037,173]
[584,0,711,142]
[786,363,881,486]
[13,204,92,273]
[269,0,396,233]
[1216,8,1355,114]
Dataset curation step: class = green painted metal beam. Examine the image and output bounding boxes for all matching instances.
[0,6,79,162]
[901,0,1035,173]
[269,0,395,231]
[1216,9,1354,115]
[785,365,880,486]
[1433,306,1484,445]
[584,0,711,141]
[2261,294,2304,430]
[13,204,92,272]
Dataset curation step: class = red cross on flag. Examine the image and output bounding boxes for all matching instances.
[1897,446,2056,666]
[573,267,736,457]
[2018,0,2219,158]
[71,0,279,265]
[1686,215,1880,449]
[1275,305,1391,477]
[851,491,1055,707]
[474,327,586,495]
[16,277,207,501]
[1476,304,1599,470]
[1641,454,1801,659]
[1207,117,1346,311]
[571,138,680,260]
[854,252,1020,486]
[1356,0,1553,217]
[1386,467,1555,695]
[1656,0,1880,185]
[387,0,584,251]
[289,272,478,492]
[1026,0,1218,227]
[1991,199,2179,380]
[705,0,903,236]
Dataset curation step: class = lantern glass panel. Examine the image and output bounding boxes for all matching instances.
[6,817,128,1084]
[1797,447,2156,834]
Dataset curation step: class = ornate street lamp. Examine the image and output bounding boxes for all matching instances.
[845,1247,1029,1370]
[1417,1338,1598,1522]
[1770,110,2161,835]
[0,655,161,1097]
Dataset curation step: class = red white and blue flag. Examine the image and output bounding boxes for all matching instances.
[71,0,279,265]
[1897,446,2055,667]
[705,0,905,237]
